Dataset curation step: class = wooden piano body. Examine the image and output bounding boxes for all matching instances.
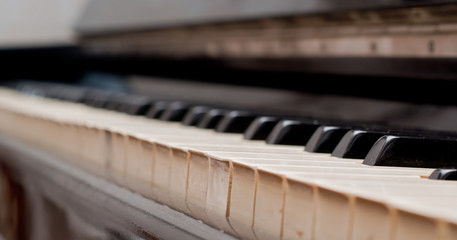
[2,1,457,239]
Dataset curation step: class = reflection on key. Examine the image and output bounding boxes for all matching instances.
[125,96,153,116]
[146,101,169,119]
[364,135,457,168]
[266,119,320,145]
[215,111,257,133]
[84,90,112,108]
[197,109,228,129]
[429,168,457,180]
[305,125,350,153]
[105,93,127,111]
[182,106,210,126]
[160,102,190,121]
[332,130,385,159]
[244,116,280,140]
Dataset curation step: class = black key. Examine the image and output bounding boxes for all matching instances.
[82,90,111,108]
[215,111,257,133]
[19,83,87,103]
[43,85,85,103]
[266,120,320,145]
[81,91,96,105]
[332,130,386,159]
[90,91,112,108]
[126,96,153,115]
[118,101,132,113]
[112,95,153,115]
[332,127,457,159]
[182,106,210,126]
[61,87,87,103]
[429,168,457,180]
[17,83,46,97]
[43,85,64,99]
[363,136,457,168]
[105,101,119,111]
[106,93,148,114]
[160,102,189,121]
[105,93,129,111]
[146,101,169,119]
[197,109,228,129]
[305,126,350,153]
[244,116,280,140]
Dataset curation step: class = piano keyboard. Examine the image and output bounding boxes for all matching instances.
[1,85,457,240]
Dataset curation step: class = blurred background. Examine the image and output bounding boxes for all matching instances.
[2,0,457,105]
[0,0,89,47]
[3,0,457,138]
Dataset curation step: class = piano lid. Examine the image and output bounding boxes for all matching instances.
[72,0,457,81]
[75,0,457,35]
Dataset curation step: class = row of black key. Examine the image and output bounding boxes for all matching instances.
[14,82,457,180]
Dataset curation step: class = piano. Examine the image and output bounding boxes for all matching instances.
[2,0,457,239]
